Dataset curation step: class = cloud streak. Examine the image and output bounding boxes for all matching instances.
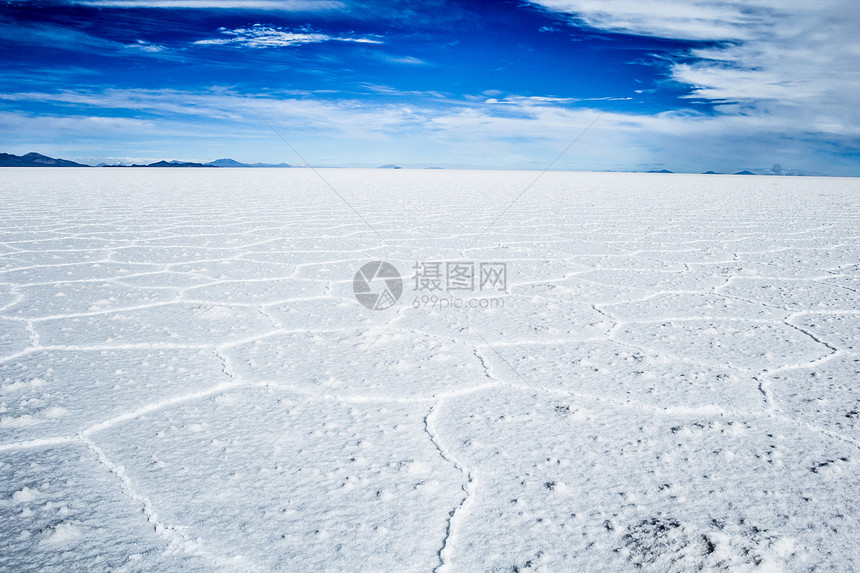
[193,24,381,48]
[69,0,346,10]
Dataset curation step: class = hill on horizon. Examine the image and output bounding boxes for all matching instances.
[0,152,88,167]
[1,152,296,168]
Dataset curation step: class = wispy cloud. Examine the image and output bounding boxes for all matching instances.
[373,54,426,65]
[0,20,177,60]
[127,39,167,53]
[3,86,857,173]
[61,0,473,27]
[68,0,346,10]
[193,24,381,48]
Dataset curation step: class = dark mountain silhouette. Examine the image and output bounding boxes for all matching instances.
[206,158,245,167]
[140,160,210,167]
[648,169,673,173]
[377,164,402,169]
[206,158,292,167]
[1,152,298,168]
[735,170,756,175]
[101,158,292,167]
[0,152,89,167]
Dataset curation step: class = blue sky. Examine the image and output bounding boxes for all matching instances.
[1,0,858,174]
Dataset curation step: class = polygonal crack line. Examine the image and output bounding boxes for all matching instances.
[592,290,684,308]
[424,401,475,573]
[781,320,840,355]
[25,299,184,322]
[0,284,25,313]
[78,433,255,571]
[608,336,740,374]
[715,290,794,314]
[590,303,619,333]
[768,412,860,453]
[24,318,41,347]
[812,277,859,295]
[214,346,241,383]
[470,340,586,403]
[753,374,776,412]
[0,376,246,454]
[755,349,845,420]
[256,304,283,330]
[471,345,496,383]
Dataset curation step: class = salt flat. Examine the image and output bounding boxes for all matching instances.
[0,168,858,572]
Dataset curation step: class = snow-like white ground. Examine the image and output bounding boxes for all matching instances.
[0,168,858,572]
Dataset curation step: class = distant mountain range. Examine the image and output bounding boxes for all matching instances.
[0,152,292,168]
[0,152,89,167]
[0,152,804,175]
[103,158,293,168]
[206,158,292,168]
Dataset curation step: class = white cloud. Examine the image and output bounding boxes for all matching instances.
[193,24,381,48]
[127,39,167,53]
[374,54,426,65]
[529,0,768,41]
[528,0,860,152]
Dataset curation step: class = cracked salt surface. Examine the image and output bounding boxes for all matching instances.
[1,169,859,571]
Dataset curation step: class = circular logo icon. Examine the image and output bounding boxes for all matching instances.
[353,260,402,310]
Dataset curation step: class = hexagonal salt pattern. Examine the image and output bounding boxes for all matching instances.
[0,169,857,571]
